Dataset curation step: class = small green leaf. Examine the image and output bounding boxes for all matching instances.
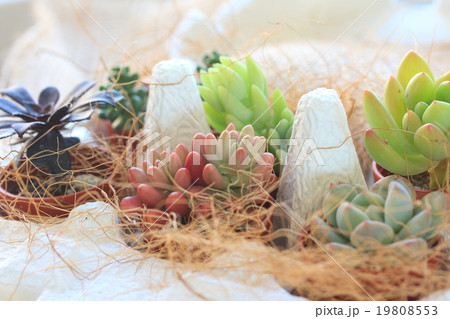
[198,85,223,112]
[351,220,394,249]
[414,123,449,161]
[313,217,349,244]
[363,90,410,156]
[384,76,406,127]
[351,191,385,210]
[404,72,435,110]
[219,56,248,84]
[203,102,226,132]
[275,118,290,139]
[272,88,288,125]
[384,181,413,233]
[322,184,363,228]
[250,84,271,125]
[364,129,435,175]
[435,71,450,88]
[336,202,370,233]
[365,204,385,222]
[397,209,432,240]
[218,86,253,122]
[422,100,450,133]
[397,51,435,88]
[414,102,428,120]
[435,81,450,103]
[215,64,247,100]
[246,57,268,96]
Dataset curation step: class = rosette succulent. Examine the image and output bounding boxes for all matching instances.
[120,124,277,227]
[0,81,121,176]
[198,56,294,173]
[99,66,148,133]
[363,50,450,189]
[313,175,448,253]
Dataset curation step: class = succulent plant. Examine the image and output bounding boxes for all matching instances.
[363,50,450,190]
[0,81,121,176]
[198,56,294,173]
[120,123,277,228]
[313,175,448,252]
[99,66,148,133]
[196,50,223,73]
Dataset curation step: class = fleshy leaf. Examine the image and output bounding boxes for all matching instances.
[350,220,394,249]
[404,72,435,110]
[384,76,406,127]
[396,51,434,88]
[414,123,449,161]
[384,181,413,232]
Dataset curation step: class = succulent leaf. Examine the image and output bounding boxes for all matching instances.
[322,184,363,228]
[435,81,450,103]
[397,50,434,88]
[364,129,435,175]
[384,76,406,127]
[384,182,413,232]
[313,217,349,244]
[414,123,449,161]
[422,100,450,133]
[137,184,165,208]
[365,204,385,222]
[351,190,385,210]
[350,220,394,249]
[414,101,428,120]
[397,209,432,240]
[404,72,435,109]
[363,90,410,156]
[336,202,370,233]
[246,56,268,95]
[387,238,427,257]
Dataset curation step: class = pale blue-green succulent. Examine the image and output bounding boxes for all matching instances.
[314,175,448,252]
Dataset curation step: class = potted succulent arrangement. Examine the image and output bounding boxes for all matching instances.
[118,123,277,252]
[363,50,449,197]
[198,55,294,175]
[98,65,148,144]
[0,81,122,218]
[311,175,448,271]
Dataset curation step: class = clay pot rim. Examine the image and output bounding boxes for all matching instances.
[372,161,433,199]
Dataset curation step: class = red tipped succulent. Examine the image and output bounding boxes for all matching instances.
[119,124,277,234]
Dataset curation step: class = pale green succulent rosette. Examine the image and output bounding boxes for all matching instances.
[313,176,448,254]
[198,56,294,175]
[363,51,450,190]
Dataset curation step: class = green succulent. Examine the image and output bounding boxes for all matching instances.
[363,50,450,190]
[99,66,148,133]
[196,50,223,73]
[198,56,294,174]
[314,175,448,253]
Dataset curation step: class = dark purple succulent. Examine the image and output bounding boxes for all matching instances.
[0,81,122,176]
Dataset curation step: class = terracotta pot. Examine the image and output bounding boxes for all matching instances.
[0,145,119,218]
[372,161,432,199]
[104,121,137,147]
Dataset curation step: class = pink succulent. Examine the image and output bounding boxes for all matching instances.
[119,124,278,235]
